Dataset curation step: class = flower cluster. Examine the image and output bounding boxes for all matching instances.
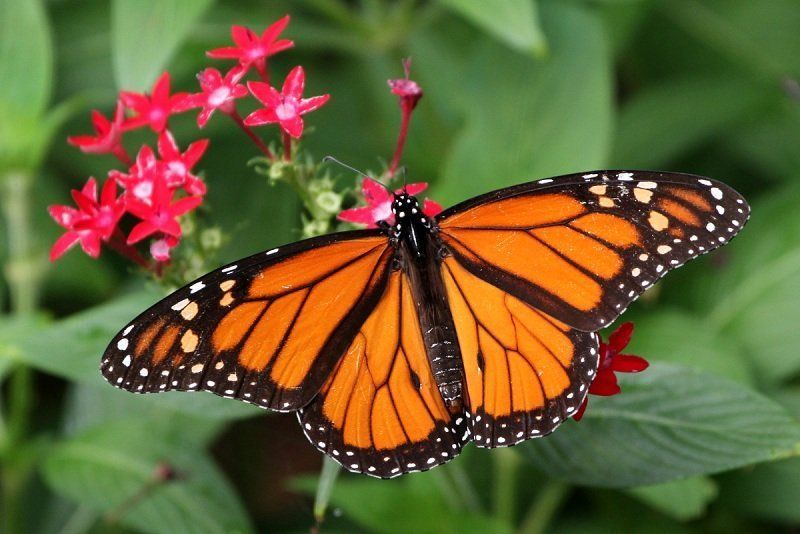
[573,323,649,421]
[52,15,331,273]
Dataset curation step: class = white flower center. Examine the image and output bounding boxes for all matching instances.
[275,100,297,121]
[208,87,230,107]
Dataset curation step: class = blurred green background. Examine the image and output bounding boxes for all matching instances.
[2,0,800,532]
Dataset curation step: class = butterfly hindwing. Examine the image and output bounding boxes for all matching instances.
[437,171,750,331]
[299,270,469,478]
[441,258,598,447]
[101,230,393,411]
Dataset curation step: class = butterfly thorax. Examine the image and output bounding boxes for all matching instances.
[389,193,465,414]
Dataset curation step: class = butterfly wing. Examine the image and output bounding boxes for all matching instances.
[441,258,598,446]
[298,270,469,478]
[100,230,393,411]
[437,171,750,331]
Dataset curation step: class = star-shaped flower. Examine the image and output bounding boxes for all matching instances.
[120,72,189,132]
[157,130,208,196]
[338,179,442,228]
[67,101,126,155]
[177,67,248,128]
[244,66,330,138]
[126,176,203,245]
[48,178,126,260]
[573,323,649,421]
[207,16,294,74]
[110,145,161,204]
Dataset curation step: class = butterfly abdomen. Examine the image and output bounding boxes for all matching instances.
[400,219,465,413]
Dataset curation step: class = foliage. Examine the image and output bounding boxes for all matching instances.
[1,0,800,532]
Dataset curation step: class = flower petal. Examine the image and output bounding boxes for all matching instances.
[612,354,649,373]
[422,198,443,217]
[127,220,158,244]
[298,94,330,115]
[402,182,428,196]
[261,15,290,45]
[282,66,305,98]
[243,108,279,126]
[281,115,304,138]
[608,322,634,353]
[362,178,391,205]
[588,369,620,396]
[338,207,379,227]
[50,232,80,261]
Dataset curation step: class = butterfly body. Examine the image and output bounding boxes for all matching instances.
[101,170,750,478]
[389,193,465,412]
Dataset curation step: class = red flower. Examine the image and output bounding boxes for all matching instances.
[157,130,208,196]
[207,16,294,74]
[110,145,161,204]
[244,66,330,138]
[126,174,202,245]
[338,179,442,228]
[67,101,126,155]
[387,58,423,114]
[573,323,649,421]
[48,178,126,260]
[178,67,248,128]
[120,72,189,132]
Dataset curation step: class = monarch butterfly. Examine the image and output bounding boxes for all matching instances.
[101,170,749,478]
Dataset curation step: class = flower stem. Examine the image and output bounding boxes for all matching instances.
[388,106,411,177]
[111,144,134,167]
[255,60,270,85]
[282,132,292,162]
[493,447,520,525]
[1,171,44,315]
[228,111,275,160]
[312,457,341,529]
[518,480,570,534]
[108,229,153,271]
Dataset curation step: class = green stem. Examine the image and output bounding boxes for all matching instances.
[493,447,520,524]
[313,456,342,528]
[517,480,570,534]
[1,171,43,315]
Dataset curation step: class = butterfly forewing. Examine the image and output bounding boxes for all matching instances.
[437,171,750,331]
[298,271,469,478]
[101,230,392,411]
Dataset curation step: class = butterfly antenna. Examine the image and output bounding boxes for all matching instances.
[399,165,408,192]
[323,156,392,194]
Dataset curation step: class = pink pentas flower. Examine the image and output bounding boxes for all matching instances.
[110,145,161,204]
[338,179,442,228]
[48,178,126,260]
[178,67,248,128]
[573,322,649,421]
[126,174,203,245]
[157,130,208,196]
[388,58,423,114]
[150,235,179,263]
[207,16,294,74]
[67,100,126,155]
[244,66,330,139]
[120,72,189,132]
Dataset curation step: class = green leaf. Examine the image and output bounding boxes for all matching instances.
[611,76,766,168]
[42,419,253,534]
[0,0,52,119]
[111,0,214,91]
[0,0,53,171]
[664,0,800,81]
[521,364,800,487]
[292,472,511,534]
[703,185,800,384]
[434,1,612,204]
[437,0,547,56]
[0,291,260,420]
[628,476,718,521]
[629,310,753,385]
[718,458,800,524]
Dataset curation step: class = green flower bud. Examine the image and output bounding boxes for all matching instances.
[316,191,342,215]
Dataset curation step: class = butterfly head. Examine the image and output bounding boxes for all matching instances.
[390,192,434,251]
